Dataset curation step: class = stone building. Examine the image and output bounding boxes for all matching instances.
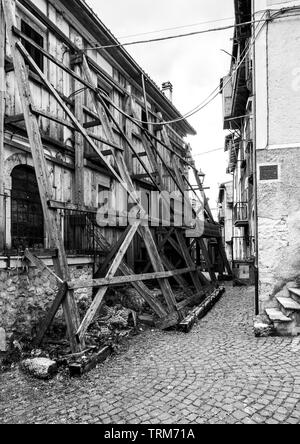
[221,0,300,334]
[218,181,233,265]
[0,0,226,350]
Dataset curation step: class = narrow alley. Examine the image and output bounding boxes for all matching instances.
[1,285,299,425]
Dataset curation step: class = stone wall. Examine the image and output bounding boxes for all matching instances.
[257,148,300,310]
[0,262,93,342]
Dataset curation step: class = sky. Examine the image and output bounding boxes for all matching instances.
[87,0,234,211]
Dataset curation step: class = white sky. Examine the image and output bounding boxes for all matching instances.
[87,0,234,211]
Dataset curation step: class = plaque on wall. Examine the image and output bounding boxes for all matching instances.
[259,165,279,181]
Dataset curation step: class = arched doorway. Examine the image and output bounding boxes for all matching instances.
[11,165,44,250]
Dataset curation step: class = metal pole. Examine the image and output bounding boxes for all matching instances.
[252,0,260,316]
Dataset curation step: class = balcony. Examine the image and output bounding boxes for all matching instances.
[234,202,248,227]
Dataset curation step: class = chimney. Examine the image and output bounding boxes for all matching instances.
[162,81,173,102]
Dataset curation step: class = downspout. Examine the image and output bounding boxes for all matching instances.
[252,0,259,315]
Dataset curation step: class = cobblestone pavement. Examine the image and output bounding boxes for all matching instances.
[0,285,300,424]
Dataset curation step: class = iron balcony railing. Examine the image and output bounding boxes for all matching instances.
[234,202,249,226]
[232,236,255,262]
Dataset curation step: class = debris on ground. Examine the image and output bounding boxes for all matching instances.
[21,357,58,380]
[254,314,275,337]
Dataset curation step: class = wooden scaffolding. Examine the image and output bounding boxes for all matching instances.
[0,0,231,353]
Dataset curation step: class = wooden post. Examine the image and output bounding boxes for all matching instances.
[0,2,5,251]
[81,56,178,315]
[76,221,140,341]
[2,0,82,352]
[74,64,85,206]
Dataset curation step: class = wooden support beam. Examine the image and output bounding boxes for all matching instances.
[76,221,140,341]
[4,113,25,124]
[24,249,64,284]
[69,266,199,290]
[83,119,101,129]
[31,106,76,131]
[160,254,191,295]
[81,56,178,316]
[74,64,85,207]
[94,226,134,278]
[175,230,209,289]
[0,2,5,251]
[179,287,225,333]
[48,200,97,213]
[3,0,82,353]
[143,228,176,273]
[34,282,68,346]
[198,239,217,283]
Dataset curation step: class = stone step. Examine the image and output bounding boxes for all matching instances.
[266,308,292,323]
[277,297,300,312]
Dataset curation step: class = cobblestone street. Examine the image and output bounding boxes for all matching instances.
[0,285,300,424]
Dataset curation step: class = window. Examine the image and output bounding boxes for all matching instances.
[11,166,44,250]
[21,20,44,72]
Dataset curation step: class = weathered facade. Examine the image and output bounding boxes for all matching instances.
[218,181,233,265]
[222,0,300,334]
[0,0,230,351]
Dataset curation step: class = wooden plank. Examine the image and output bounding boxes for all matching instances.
[24,249,64,284]
[0,3,5,251]
[179,287,225,333]
[175,230,208,290]
[160,254,191,294]
[34,283,68,346]
[83,119,101,129]
[138,225,178,312]
[3,0,82,353]
[76,221,140,341]
[69,346,112,377]
[48,200,97,213]
[81,56,178,315]
[4,113,25,124]
[74,64,85,206]
[69,266,199,290]
[94,225,134,278]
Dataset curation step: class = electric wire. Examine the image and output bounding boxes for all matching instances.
[119,16,235,39]
[84,18,267,51]
[97,15,267,128]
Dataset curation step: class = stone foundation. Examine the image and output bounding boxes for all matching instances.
[0,261,93,343]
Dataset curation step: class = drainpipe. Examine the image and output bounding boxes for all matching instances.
[252,0,259,315]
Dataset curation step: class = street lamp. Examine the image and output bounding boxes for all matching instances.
[198,170,206,186]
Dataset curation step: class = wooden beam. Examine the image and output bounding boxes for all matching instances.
[34,282,68,346]
[48,200,97,213]
[198,239,217,282]
[94,225,134,278]
[4,113,25,124]
[76,221,140,341]
[81,56,178,315]
[24,249,64,284]
[179,287,225,333]
[69,266,199,290]
[3,0,82,353]
[74,64,85,207]
[0,2,5,251]
[83,119,101,129]
[175,230,209,289]
[160,254,191,295]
